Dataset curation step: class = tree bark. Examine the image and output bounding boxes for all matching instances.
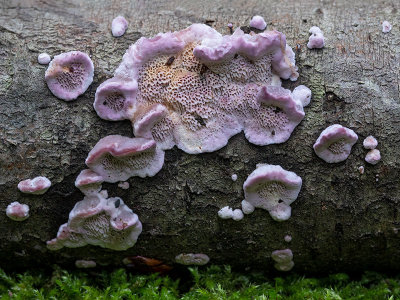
[0,0,399,274]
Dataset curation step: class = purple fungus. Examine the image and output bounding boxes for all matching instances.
[271,248,294,271]
[101,24,302,154]
[47,193,142,251]
[175,253,210,265]
[18,176,51,195]
[241,199,255,214]
[313,124,358,163]
[243,164,302,222]
[231,174,238,181]
[363,135,378,150]
[6,202,29,221]
[307,26,325,49]
[382,21,392,33]
[118,181,130,189]
[292,85,312,107]
[45,51,94,101]
[38,53,51,65]
[94,79,137,121]
[112,16,128,37]
[284,235,292,243]
[243,85,305,146]
[365,149,381,165]
[75,169,104,196]
[250,15,267,30]
[232,209,244,221]
[85,135,165,183]
[75,260,96,268]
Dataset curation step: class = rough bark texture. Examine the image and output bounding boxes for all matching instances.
[0,0,399,274]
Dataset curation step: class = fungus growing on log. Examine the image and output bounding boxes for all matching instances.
[241,199,255,214]
[38,53,51,65]
[96,24,305,154]
[6,202,30,221]
[243,164,302,221]
[313,124,358,163]
[111,16,128,37]
[175,253,210,265]
[18,176,51,195]
[47,192,142,251]
[271,249,294,271]
[45,51,94,101]
[363,135,378,149]
[75,169,104,196]
[75,260,96,268]
[307,26,325,49]
[292,85,312,107]
[250,15,267,30]
[382,21,392,33]
[218,206,233,219]
[365,149,381,165]
[85,135,165,183]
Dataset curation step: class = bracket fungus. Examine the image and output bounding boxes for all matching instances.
[6,202,30,221]
[85,135,165,183]
[243,164,302,221]
[271,249,294,271]
[175,253,210,266]
[94,23,308,154]
[313,124,358,163]
[18,176,51,195]
[47,192,142,251]
[111,16,128,37]
[75,169,104,196]
[307,26,325,49]
[249,15,267,31]
[365,149,381,165]
[45,51,94,101]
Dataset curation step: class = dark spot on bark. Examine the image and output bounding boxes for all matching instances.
[278,199,283,203]
[165,56,175,66]
[302,19,307,23]
[234,54,238,59]
[114,199,120,208]
[249,26,264,33]
[205,20,215,27]
[240,26,251,34]
[315,8,323,14]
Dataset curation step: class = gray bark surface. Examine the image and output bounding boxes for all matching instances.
[0,0,399,273]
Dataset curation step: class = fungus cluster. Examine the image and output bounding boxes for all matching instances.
[363,136,381,165]
[243,164,302,221]
[271,248,294,271]
[307,26,325,49]
[18,176,51,195]
[218,206,244,221]
[313,124,358,163]
[6,202,30,221]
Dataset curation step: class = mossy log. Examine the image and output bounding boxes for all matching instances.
[0,0,399,273]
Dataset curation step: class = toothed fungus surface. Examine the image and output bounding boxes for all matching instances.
[307,26,325,49]
[96,24,305,154]
[313,124,358,163]
[75,169,104,196]
[112,16,128,37]
[250,15,267,30]
[365,149,381,165]
[38,53,51,65]
[18,176,51,195]
[382,21,392,33]
[75,260,96,268]
[45,51,94,101]
[47,192,142,251]
[175,253,210,265]
[243,164,302,221]
[85,135,165,183]
[6,202,30,221]
[271,248,294,271]
[363,135,378,149]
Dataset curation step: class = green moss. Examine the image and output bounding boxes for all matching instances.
[1,266,399,299]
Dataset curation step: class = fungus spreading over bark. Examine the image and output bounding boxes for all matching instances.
[18,176,51,195]
[175,253,210,265]
[6,202,30,221]
[307,26,325,49]
[112,16,128,37]
[85,135,165,183]
[47,192,142,251]
[45,51,94,101]
[365,149,381,165]
[250,15,267,30]
[313,124,358,163]
[38,53,51,65]
[271,248,294,271]
[363,135,378,150]
[94,24,307,154]
[243,164,302,221]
